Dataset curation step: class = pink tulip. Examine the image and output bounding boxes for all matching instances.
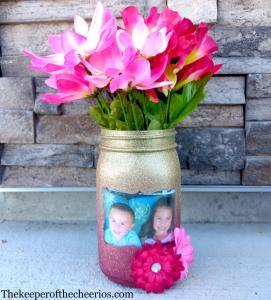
[173,56,222,91]
[109,55,171,93]
[23,2,221,108]
[74,2,117,53]
[22,50,65,73]
[23,2,117,74]
[184,23,218,66]
[120,6,172,57]
[42,72,95,104]
[23,29,86,74]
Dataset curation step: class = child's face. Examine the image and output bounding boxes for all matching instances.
[153,206,172,236]
[109,208,134,241]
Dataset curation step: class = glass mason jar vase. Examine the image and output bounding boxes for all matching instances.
[96,128,181,287]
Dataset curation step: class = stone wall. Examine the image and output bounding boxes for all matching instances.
[0,0,270,187]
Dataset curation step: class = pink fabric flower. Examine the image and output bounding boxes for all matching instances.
[173,227,194,280]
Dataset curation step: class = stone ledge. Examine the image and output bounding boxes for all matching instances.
[1,144,94,168]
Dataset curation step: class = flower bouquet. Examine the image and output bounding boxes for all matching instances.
[24,2,220,131]
[24,1,220,293]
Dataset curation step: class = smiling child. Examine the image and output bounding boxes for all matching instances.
[104,203,141,247]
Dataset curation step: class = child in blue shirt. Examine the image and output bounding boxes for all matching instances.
[104,203,141,247]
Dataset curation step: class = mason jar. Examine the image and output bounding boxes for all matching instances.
[96,128,181,286]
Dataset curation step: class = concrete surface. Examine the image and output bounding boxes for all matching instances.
[0,221,270,299]
[1,191,271,223]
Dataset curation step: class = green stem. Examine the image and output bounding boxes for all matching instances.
[118,92,131,130]
[141,92,148,129]
[131,104,139,130]
[96,96,104,113]
[128,93,139,130]
[98,92,110,114]
[165,90,172,125]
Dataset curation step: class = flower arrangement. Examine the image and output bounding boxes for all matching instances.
[131,226,194,293]
[24,2,221,131]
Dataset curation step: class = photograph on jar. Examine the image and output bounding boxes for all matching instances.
[102,188,175,247]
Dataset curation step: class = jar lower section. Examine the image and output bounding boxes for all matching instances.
[96,186,180,286]
[98,242,137,286]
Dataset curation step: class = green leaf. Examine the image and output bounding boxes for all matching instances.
[131,102,144,130]
[148,119,162,130]
[88,106,108,128]
[110,98,123,120]
[108,118,116,130]
[168,74,211,127]
[176,89,206,122]
[116,120,128,130]
[169,92,187,124]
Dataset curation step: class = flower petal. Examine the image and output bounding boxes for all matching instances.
[116,29,134,52]
[121,6,141,34]
[74,15,89,37]
[42,93,84,104]
[141,28,168,57]
[132,18,149,50]
[48,34,63,53]
[109,74,134,93]
[61,30,85,52]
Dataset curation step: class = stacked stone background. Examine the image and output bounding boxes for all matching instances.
[0,0,270,187]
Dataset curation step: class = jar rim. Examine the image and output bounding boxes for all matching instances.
[100,128,176,140]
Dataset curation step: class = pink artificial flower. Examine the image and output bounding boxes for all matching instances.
[174,56,222,91]
[42,72,95,104]
[120,6,172,57]
[23,2,117,74]
[109,55,171,93]
[173,227,194,280]
[80,41,136,88]
[23,29,86,74]
[22,50,65,73]
[74,2,117,53]
[184,23,218,66]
